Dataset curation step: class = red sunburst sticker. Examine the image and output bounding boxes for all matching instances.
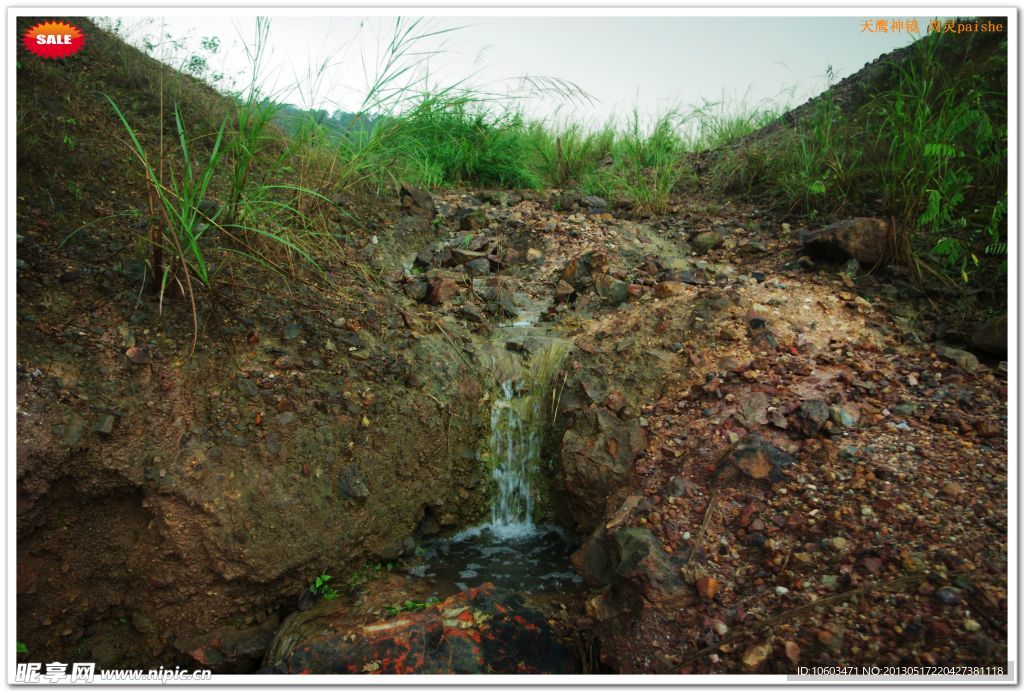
[22,20,85,59]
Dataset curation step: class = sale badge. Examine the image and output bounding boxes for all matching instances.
[22,20,85,59]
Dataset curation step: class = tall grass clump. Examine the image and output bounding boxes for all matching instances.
[872,30,1006,280]
[584,111,690,213]
[527,120,614,188]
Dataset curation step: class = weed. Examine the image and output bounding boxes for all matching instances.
[17,641,27,654]
[385,597,441,617]
[308,572,338,601]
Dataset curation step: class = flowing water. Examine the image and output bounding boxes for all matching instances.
[409,338,582,594]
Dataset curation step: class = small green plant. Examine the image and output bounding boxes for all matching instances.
[16,641,27,654]
[385,597,441,617]
[309,573,338,601]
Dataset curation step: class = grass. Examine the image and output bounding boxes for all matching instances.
[703,25,1007,284]
[83,14,1009,331]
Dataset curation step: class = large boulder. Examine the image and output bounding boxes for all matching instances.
[971,313,1007,356]
[800,217,892,268]
[261,584,577,674]
[560,407,648,532]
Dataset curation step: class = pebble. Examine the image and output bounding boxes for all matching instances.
[775,586,789,595]
[963,619,981,632]
[935,587,962,605]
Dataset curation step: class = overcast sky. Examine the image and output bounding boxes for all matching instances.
[103,13,949,126]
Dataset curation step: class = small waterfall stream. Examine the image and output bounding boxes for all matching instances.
[407,339,582,594]
[488,379,540,535]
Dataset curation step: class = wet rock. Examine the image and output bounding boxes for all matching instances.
[399,184,436,219]
[338,464,370,500]
[691,231,723,254]
[553,280,575,304]
[715,433,796,482]
[263,584,576,674]
[970,314,1006,356]
[561,408,648,531]
[800,217,891,268]
[179,619,279,673]
[464,257,490,277]
[937,345,980,372]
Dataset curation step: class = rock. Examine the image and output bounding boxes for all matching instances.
[581,194,608,210]
[125,346,149,365]
[449,247,488,266]
[970,314,1006,356]
[612,527,684,603]
[62,414,86,447]
[526,248,544,264]
[95,415,115,437]
[338,464,369,500]
[553,280,575,303]
[399,183,436,219]
[460,303,484,323]
[414,246,435,267]
[283,322,302,340]
[741,642,772,670]
[560,251,608,291]
[695,576,718,599]
[426,277,459,305]
[181,620,279,673]
[715,433,796,482]
[937,345,979,372]
[737,392,769,426]
[829,405,857,428]
[800,217,891,267]
[455,208,487,231]
[935,587,962,605]
[653,281,684,298]
[797,399,830,436]
[273,355,296,370]
[561,408,648,531]
[262,584,576,674]
[237,376,259,398]
[666,475,699,498]
[593,274,629,305]
[464,257,490,277]
[403,280,429,302]
[691,231,724,254]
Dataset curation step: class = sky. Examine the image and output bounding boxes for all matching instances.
[103,13,946,127]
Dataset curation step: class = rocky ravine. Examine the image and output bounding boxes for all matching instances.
[17,182,1007,674]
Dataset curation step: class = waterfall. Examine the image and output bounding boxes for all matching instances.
[484,341,568,539]
[489,379,541,535]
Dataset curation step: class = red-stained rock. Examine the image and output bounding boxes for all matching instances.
[262,584,576,674]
